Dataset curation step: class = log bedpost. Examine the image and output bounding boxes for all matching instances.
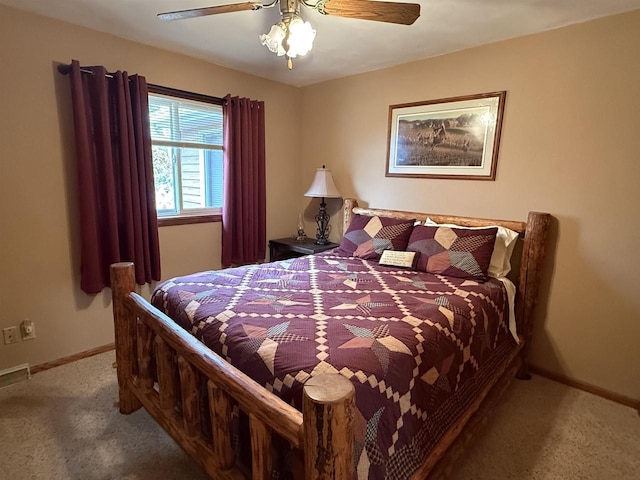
[110,262,142,414]
[516,212,552,379]
[343,198,358,236]
[303,374,355,480]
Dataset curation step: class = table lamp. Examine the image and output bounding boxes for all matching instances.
[304,166,341,245]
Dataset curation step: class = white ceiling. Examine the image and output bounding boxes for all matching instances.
[4,0,640,86]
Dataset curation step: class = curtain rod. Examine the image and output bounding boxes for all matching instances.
[56,63,225,104]
[57,63,115,77]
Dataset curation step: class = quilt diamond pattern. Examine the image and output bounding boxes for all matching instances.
[151,251,515,480]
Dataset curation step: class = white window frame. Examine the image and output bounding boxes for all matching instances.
[148,85,224,225]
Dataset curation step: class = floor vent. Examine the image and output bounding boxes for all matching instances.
[0,364,31,388]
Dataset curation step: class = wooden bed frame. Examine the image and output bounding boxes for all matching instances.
[110,198,551,479]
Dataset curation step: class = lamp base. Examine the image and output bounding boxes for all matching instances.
[314,197,331,246]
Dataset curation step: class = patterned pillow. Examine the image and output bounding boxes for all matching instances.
[334,214,415,260]
[407,225,498,281]
[425,218,519,278]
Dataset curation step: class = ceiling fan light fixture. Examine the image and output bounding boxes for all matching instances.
[260,14,315,60]
[260,22,287,56]
[286,16,316,57]
[160,0,421,70]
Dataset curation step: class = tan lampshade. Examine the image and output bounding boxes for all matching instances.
[304,167,341,198]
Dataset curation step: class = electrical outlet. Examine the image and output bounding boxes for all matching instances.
[21,320,36,341]
[3,327,19,345]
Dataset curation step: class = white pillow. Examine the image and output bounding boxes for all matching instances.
[425,218,519,278]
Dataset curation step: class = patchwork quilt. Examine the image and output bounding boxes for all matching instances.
[151,251,516,479]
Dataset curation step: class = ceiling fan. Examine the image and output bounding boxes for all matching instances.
[158,0,421,69]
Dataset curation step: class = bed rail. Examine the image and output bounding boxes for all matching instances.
[111,263,355,480]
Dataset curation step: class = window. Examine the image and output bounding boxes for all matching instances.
[148,86,224,221]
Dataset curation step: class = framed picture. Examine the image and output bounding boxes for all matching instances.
[386,91,506,180]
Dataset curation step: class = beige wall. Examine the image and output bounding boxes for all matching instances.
[0,6,301,370]
[300,11,640,400]
[2,5,638,403]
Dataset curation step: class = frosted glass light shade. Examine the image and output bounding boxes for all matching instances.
[260,23,287,56]
[286,17,315,58]
[304,167,341,198]
[260,15,315,59]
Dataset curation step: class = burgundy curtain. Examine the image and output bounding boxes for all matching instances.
[222,95,266,267]
[68,60,161,294]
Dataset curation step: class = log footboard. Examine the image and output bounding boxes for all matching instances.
[111,262,354,480]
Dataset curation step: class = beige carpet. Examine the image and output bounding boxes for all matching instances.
[0,351,638,479]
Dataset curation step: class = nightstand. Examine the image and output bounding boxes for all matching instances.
[268,237,339,262]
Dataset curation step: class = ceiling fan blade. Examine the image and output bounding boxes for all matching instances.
[320,0,420,25]
[158,2,262,21]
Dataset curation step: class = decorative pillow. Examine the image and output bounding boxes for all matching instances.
[334,214,415,260]
[425,218,519,278]
[378,250,417,269]
[407,225,498,280]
